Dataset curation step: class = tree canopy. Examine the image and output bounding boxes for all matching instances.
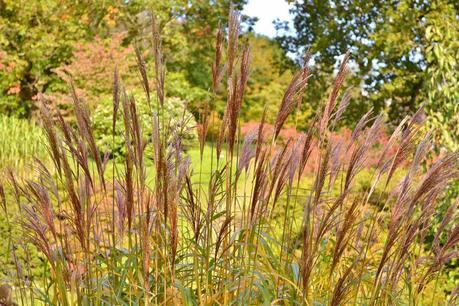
[0,0,113,116]
[276,0,458,149]
[0,0,251,117]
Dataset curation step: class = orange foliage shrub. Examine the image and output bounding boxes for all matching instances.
[242,121,398,174]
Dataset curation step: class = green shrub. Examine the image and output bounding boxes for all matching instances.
[92,91,197,157]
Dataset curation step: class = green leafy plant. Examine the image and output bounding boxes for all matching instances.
[92,92,197,157]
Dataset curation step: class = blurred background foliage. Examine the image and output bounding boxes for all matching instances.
[0,0,457,149]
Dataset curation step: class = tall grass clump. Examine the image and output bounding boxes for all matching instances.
[1,9,458,305]
[0,116,47,171]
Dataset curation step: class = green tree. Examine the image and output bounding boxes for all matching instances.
[120,0,251,93]
[277,0,458,149]
[242,34,294,123]
[423,1,459,150]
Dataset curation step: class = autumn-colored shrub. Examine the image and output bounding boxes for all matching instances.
[242,121,399,173]
[42,34,136,118]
